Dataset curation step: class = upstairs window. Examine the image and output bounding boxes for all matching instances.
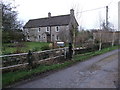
[38,27,41,32]
[46,27,50,32]
[56,26,60,32]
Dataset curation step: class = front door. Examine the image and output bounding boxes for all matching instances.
[47,34,51,42]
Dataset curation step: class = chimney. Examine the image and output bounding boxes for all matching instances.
[70,9,74,16]
[48,12,51,18]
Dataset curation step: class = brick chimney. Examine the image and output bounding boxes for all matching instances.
[70,9,74,16]
[48,12,51,18]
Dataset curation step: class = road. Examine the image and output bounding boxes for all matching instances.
[14,49,119,88]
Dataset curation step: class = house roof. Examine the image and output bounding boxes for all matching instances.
[24,14,72,28]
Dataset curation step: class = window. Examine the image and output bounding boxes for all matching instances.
[57,36,59,40]
[39,35,41,39]
[27,35,30,40]
[66,26,69,30]
[25,29,29,34]
[38,27,41,32]
[46,27,50,32]
[56,26,60,32]
[56,35,59,40]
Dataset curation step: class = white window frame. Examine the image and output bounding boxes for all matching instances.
[56,26,60,32]
[46,27,50,32]
[55,35,59,41]
[38,27,41,32]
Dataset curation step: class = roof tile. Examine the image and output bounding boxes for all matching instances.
[24,14,71,28]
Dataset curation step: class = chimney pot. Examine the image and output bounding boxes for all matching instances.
[70,9,74,16]
[48,12,51,18]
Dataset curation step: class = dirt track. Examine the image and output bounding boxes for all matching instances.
[15,49,119,88]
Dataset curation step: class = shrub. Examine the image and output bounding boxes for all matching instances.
[102,43,111,49]
[32,47,40,52]
[41,45,50,51]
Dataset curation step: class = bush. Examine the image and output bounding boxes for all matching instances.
[32,47,40,52]
[102,43,111,49]
[41,45,50,51]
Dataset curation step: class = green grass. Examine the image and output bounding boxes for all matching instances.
[2,45,119,87]
[2,42,50,55]
[73,45,119,61]
[2,63,72,87]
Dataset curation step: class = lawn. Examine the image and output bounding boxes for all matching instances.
[2,45,119,87]
[2,42,50,55]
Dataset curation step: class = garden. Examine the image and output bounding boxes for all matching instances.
[2,42,51,55]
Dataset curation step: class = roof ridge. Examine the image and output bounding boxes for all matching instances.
[29,14,70,21]
[24,14,72,28]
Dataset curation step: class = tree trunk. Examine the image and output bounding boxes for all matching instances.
[112,31,115,47]
[99,42,102,51]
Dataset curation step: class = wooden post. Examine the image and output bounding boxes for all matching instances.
[27,50,33,68]
[69,43,73,60]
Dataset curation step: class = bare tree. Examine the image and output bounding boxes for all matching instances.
[76,30,93,48]
[108,23,115,46]
[58,27,70,43]
[70,4,83,55]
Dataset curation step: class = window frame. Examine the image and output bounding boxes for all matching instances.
[55,35,59,41]
[27,35,30,40]
[38,27,41,32]
[46,27,50,32]
[56,26,60,32]
[39,35,41,39]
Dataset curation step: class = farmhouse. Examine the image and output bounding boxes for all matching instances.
[23,9,79,42]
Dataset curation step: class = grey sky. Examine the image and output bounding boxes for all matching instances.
[3,0,119,30]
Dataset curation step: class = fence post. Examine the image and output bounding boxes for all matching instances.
[64,47,67,59]
[27,50,33,68]
[69,43,73,60]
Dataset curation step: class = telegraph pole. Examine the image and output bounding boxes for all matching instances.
[106,6,108,29]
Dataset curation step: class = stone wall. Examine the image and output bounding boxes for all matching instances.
[1,48,68,72]
[24,25,69,42]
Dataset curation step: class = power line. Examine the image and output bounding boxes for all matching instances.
[107,0,114,6]
[76,6,105,14]
[76,0,115,14]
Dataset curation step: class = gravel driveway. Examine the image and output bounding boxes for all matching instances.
[14,49,119,88]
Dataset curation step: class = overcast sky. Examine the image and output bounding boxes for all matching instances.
[3,0,119,30]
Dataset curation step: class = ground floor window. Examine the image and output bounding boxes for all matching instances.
[56,35,59,41]
[27,35,30,40]
[39,35,41,39]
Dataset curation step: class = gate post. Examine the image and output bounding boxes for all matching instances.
[69,43,73,60]
[27,50,33,68]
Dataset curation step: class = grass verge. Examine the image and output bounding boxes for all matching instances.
[2,45,119,87]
